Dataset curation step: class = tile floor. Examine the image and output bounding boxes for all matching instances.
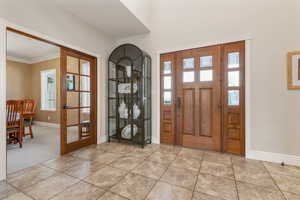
[1,142,300,200]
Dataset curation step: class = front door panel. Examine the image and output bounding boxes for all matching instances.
[176,46,222,151]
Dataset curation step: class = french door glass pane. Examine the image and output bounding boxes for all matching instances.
[66,74,79,91]
[80,92,91,107]
[228,71,240,87]
[228,52,240,68]
[164,91,172,104]
[67,56,79,73]
[80,59,90,76]
[67,92,79,107]
[67,126,79,144]
[228,90,240,106]
[67,109,79,126]
[200,56,213,67]
[80,76,90,91]
[163,61,171,74]
[183,71,194,82]
[164,76,172,89]
[200,70,213,81]
[183,58,194,69]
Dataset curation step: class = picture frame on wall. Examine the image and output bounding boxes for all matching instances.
[66,74,75,91]
[287,51,300,89]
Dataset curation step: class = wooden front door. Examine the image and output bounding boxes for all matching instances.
[160,41,245,155]
[60,47,97,154]
[176,46,222,151]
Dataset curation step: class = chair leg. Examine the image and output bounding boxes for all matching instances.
[29,125,33,139]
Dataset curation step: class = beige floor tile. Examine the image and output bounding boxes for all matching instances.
[233,159,277,190]
[110,173,156,200]
[237,181,285,200]
[200,161,234,179]
[132,161,168,180]
[283,192,300,200]
[147,152,176,165]
[157,145,182,155]
[98,192,128,200]
[43,155,88,171]
[195,173,238,200]
[146,181,192,200]
[178,148,204,160]
[110,156,144,171]
[64,160,105,179]
[23,173,79,200]
[92,152,122,165]
[192,192,224,200]
[50,181,105,200]
[100,143,135,154]
[127,148,153,158]
[161,166,198,190]
[272,173,300,195]
[170,156,201,172]
[0,181,18,200]
[3,192,33,200]
[7,165,57,190]
[84,165,127,189]
[264,162,300,178]
[203,152,232,166]
[71,147,105,161]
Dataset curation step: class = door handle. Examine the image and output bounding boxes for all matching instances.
[63,105,67,109]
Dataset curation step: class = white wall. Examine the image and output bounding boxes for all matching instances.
[116,0,300,158]
[0,0,116,180]
[120,0,151,29]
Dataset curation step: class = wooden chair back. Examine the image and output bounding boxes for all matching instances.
[6,100,23,128]
[22,99,36,114]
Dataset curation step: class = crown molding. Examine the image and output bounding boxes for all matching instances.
[7,52,60,64]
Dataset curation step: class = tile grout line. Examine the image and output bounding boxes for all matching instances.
[190,151,205,200]
[230,156,241,200]
[262,161,288,200]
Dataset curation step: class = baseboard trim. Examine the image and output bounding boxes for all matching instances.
[247,150,300,166]
[33,121,60,128]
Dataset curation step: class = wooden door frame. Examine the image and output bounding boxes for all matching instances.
[158,39,249,156]
[60,48,97,154]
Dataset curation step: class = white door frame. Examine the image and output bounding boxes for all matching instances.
[0,18,105,181]
[155,37,252,157]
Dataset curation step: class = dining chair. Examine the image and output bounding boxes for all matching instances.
[6,100,23,148]
[21,99,36,139]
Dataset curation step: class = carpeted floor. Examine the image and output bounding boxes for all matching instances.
[7,125,60,174]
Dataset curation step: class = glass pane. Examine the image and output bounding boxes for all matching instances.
[228,71,240,87]
[183,58,194,69]
[164,91,172,104]
[80,76,90,91]
[80,60,90,76]
[67,126,79,144]
[67,92,79,107]
[109,62,116,79]
[183,71,194,82]
[200,56,213,67]
[163,61,171,74]
[200,70,213,81]
[228,52,240,68]
[108,80,116,98]
[66,74,79,91]
[80,92,91,107]
[67,109,79,126]
[228,90,240,106]
[109,99,116,117]
[67,56,79,73]
[108,119,116,136]
[80,108,91,140]
[164,76,172,89]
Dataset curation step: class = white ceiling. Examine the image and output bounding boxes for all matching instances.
[47,0,150,39]
[7,31,59,64]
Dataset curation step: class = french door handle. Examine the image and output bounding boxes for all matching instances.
[63,105,68,109]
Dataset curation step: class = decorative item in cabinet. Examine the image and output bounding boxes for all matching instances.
[108,44,152,147]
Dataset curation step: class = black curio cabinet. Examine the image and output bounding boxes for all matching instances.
[108,44,151,147]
